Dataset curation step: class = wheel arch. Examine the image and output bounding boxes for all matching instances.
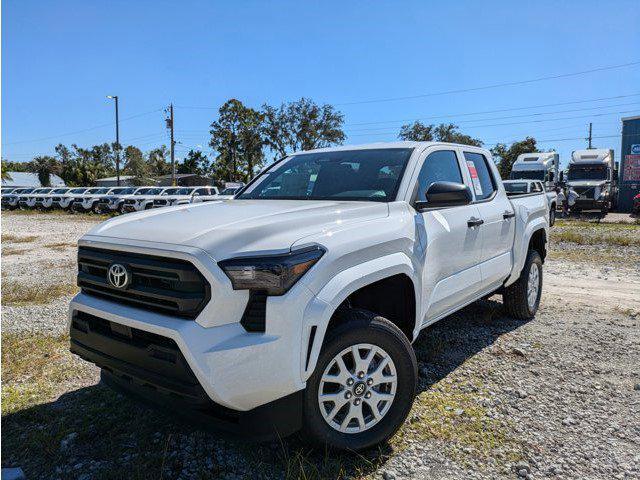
[300,253,419,381]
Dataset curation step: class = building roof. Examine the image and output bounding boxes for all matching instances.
[97,175,137,181]
[1,172,66,187]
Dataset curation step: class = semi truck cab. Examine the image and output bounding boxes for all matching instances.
[567,149,618,213]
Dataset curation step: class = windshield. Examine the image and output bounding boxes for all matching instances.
[136,188,162,195]
[220,187,238,195]
[568,165,608,181]
[108,187,132,195]
[162,187,192,195]
[70,188,86,194]
[53,188,68,194]
[504,182,529,193]
[510,170,545,180]
[238,148,413,202]
[34,188,52,194]
[90,188,110,194]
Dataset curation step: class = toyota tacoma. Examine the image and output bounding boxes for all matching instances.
[69,142,549,450]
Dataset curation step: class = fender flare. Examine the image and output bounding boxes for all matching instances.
[504,219,547,287]
[299,252,418,381]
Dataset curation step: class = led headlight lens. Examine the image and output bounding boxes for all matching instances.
[218,246,325,296]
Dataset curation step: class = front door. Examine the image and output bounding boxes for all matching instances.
[412,148,484,325]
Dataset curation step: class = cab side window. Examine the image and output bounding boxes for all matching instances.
[415,150,463,202]
[463,152,496,201]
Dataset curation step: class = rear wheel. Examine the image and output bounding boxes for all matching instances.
[549,207,556,227]
[303,309,417,451]
[503,250,543,320]
[91,203,101,214]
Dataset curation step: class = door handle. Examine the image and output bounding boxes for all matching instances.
[503,211,516,219]
[467,217,484,228]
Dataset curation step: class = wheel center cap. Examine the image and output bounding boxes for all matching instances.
[352,381,367,397]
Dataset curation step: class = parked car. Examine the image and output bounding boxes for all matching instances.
[95,187,143,213]
[70,142,549,450]
[151,186,219,208]
[503,180,557,226]
[40,187,71,209]
[70,188,116,213]
[1,187,35,209]
[17,188,54,209]
[1,187,18,195]
[120,187,168,212]
[49,187,90,210]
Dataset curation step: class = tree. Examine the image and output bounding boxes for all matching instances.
[491,137,538,179]
[1,159,12,182]
[123,146,149,184]
[146,146,171,177]
[28,156,60,186]
[177,150,210,176]
[209,99,264,182]
[398,121,483,146]
[262,98,345,157]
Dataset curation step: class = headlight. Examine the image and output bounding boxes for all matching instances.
[218,246,325,295]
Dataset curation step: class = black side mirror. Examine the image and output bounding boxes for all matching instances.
[415,181,473,211]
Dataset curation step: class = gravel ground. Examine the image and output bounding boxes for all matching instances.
[1,211,639,479]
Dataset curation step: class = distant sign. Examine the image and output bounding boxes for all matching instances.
[631,144,640,155]
[623,154,640,182]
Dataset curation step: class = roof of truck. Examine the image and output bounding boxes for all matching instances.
[292,141,488,155]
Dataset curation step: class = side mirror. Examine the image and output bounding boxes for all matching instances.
[414,181,473,211]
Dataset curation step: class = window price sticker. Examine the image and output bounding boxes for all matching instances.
[466,160,483,196]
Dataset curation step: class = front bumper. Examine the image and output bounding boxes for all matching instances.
[573,198,607,210]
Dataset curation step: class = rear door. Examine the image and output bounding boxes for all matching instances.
[462,151,515,288]
[412,147,484,325]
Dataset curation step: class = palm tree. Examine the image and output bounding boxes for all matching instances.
[1,159,12,182]
[29,156,60,187]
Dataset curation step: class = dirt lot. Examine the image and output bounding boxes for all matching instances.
[1,211,639,480]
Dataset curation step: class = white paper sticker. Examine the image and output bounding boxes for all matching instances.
[466,160,483,196]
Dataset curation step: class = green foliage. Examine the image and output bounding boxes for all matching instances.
[28,156,61,187]
[177,150,210,176]
[262,97,346,157]
[398,122,483,147]
[123,145,149,184]
[490,137,538,179]
[1,159,13,181]
[209,99,265,182]
[146,146,171,177]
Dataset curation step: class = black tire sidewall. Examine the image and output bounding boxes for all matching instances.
[303,313,417,451]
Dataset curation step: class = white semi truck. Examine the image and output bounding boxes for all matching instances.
[567,149,618,214]
[510,152,559,225]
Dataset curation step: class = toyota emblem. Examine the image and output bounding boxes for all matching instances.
[108,263,130,289]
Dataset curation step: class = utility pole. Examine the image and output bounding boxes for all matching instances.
[166,104,176,186]
[587,122,593,149]
[107,95,120,186]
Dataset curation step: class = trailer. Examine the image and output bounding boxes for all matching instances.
[618,116,640,213]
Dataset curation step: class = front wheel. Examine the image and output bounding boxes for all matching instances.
[549,207,556,227]
[303,309,417,451]
[503,250,543,320]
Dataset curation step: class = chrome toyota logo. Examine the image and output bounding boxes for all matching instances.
[107,263,130,289]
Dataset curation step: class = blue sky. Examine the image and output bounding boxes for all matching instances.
[2,0,640,169]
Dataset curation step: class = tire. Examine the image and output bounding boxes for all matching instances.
[91,203,101,214]
[302,309,417,451]
[503,250,543,320]
[549,207,555,227]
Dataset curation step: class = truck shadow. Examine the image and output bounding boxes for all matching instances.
[1,298,530,479]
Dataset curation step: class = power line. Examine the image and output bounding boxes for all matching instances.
[335,61,640,106]
[344,101,640,133]
[345,93,640,127]
[3,108,163,145]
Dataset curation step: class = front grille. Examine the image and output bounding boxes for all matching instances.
[154,199,169,206]
[573,186,595,199]
[36,197,44,201]
[52,197,61,201]
[77,246,211,319]
[124,199,136,206]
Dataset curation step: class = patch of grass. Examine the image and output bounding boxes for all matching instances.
[2,247,30,256]
[1,282,78,306]
[45,242,76,251]
[1,234,38,243]
[555,219,640,229]
[551,229,640,247]
[549,248,640,265]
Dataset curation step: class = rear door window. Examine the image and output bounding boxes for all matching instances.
[463,152,496,201]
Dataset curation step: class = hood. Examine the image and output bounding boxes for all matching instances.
[566,180,607,188]
[84,199,389,259]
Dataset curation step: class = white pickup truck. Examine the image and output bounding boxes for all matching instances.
[69,142,549,450]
